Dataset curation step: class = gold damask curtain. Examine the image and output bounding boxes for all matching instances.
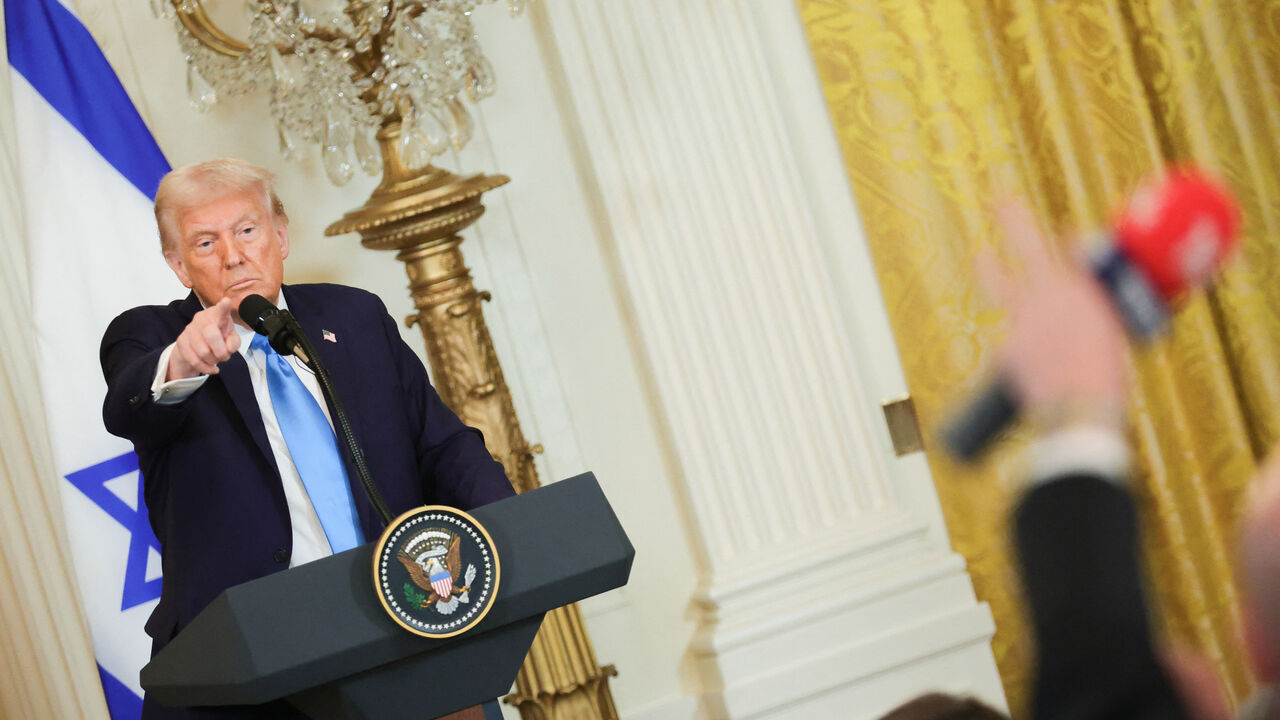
[799,0,1280,715]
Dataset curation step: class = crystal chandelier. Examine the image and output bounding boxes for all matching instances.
[154,0,525,185]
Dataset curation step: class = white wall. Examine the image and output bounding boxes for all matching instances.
[64,0,1005,717]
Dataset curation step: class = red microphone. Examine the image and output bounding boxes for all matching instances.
[1091,169,1240,338]
[942,168,1241,461]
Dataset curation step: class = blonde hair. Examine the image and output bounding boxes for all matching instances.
[154,158,288,252]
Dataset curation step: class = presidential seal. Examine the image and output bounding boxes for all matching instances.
[373,506,500,638]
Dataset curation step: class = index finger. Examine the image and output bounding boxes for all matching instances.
[210,296,237,326]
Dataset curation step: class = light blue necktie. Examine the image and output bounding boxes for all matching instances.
[251,333,364,553]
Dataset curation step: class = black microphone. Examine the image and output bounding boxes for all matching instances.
[237,294,310,363]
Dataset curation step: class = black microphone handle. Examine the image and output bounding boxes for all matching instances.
[939,375,1022,463]
[261,313,296,358]
[263,310,311,365]
[282,313,394,527]
[238,294,294,356]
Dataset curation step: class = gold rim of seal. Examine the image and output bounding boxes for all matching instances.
[372,504,501,639]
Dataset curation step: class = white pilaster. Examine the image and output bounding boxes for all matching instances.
[536,1,1004,716]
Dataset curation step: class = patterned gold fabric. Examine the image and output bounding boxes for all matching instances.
[798,1,1280,715]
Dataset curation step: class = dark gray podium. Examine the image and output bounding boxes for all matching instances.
[141,473,633,720]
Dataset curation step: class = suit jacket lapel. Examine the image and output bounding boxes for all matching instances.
[218,354,278,478]
[174,291,203,324]
[176,291,280,479]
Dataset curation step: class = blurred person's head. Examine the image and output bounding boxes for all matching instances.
[876,693,1007,720]
[1156,449,1280,720]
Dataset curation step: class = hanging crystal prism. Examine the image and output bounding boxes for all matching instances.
[278,124,301,162]
[418,102,450,155]
[322,105,355,184]
[325,110,355,148]
[397,104,432,170]
[445,98,473,151]
[322,143,354,185]
[268,46,297,92]
[354,124,382,176]
[395,19,429,61]
[186,63,218,112]
[465,57,495,101]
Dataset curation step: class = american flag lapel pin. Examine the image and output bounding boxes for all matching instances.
[322,329,338,343]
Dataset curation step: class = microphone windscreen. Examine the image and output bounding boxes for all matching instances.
[1112,168,1240,301]
[237,294,277,332]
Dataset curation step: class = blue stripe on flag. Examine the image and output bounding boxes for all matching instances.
[97,663,142,720]
[4,0,170,199]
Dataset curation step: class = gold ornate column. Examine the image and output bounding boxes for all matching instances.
[326,123,619,720]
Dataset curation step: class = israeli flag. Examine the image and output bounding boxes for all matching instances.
[6,0,180,716]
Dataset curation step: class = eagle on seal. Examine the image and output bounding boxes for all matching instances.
[398,532,464,606]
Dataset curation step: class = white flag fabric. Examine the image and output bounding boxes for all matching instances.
[5,0,182,716]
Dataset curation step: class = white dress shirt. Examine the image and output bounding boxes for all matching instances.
[150,296,334,567]
[1028,423,1132,487]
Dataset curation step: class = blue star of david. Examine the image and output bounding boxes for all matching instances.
[65,452,161,611]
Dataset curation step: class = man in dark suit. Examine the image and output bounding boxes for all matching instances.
[976,202,1200,720]
[100,158,513,719]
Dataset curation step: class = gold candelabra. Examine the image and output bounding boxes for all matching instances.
[326,123,619,720]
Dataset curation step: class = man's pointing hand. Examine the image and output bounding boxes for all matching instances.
[167,297,241,380]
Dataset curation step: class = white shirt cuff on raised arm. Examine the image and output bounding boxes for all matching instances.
[1028,424,1132,487]
[151,343,209,405]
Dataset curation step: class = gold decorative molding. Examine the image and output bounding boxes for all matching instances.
[326,121,618,720]
[509,602,619,720]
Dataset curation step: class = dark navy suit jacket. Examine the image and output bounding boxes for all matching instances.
[101,283,514,719]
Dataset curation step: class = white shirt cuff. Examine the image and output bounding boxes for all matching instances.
[151,343,209,405]
[1028,424,1131,487]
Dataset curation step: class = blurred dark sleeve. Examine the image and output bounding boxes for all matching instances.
[1014,474,1189,720]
